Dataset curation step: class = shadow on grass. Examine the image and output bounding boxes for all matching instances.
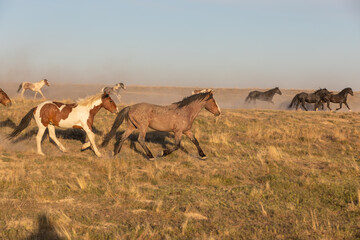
[0,118,16,129]
[11,126,103,144]
[114,130,190,159]
[26,214,63,240]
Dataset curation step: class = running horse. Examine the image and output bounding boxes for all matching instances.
[245,87,282,104]
[101,90,221,160]
[323,87,354,111]
[0,88,12,107]
[288,88,331,111]
[17,79,50,99]
[8,92,118,157]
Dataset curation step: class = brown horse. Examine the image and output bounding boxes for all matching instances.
[8,92,118,157]
[17,79,50,99]
[101,90,221,160]
[0,88,12,107]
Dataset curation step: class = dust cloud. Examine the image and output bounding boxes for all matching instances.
[0,82,359,111]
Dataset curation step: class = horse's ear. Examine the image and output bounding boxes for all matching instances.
[102,93,110,99]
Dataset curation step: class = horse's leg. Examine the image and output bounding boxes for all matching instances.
[162,131,182,157]
[336,103,342,111]
[137,128,154,160]
[82,125,101,157]
[114,125,135,156]
[184,130,206,159]
[34,91,38,99]
[48,125,67,152]
[344,102,351,111]
[301,101,308,111]
[21,88,25,99]
[36,126,47,156]
[81,135,91,150]
[326,100,332,111]
[116,94,121,103]
[38,89,45,99]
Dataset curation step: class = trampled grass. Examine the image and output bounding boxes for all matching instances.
[1,99,360,239]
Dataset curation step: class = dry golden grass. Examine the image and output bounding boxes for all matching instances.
[1,99,360,239]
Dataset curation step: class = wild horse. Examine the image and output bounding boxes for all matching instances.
[288,88,331,111]
[101,90,221,160]
[323,87,353,111]
[8,92,118,156]
[245,87,282,104]
[17,79,50,99]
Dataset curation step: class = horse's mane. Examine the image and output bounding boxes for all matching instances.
[339,87,352,94]
[174,92,212,108]
[266,87,279,93]
[314,88,326,94]
[77,92,103,107]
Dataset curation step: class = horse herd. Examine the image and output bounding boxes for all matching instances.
[0,80,354,159]
[245,87,354,111]
[0,80,220,160]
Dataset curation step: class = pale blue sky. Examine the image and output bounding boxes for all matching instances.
[0,0,359,90]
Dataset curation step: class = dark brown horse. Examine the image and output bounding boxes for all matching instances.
[324,87,353,111]
[288,88,331,111]
[0,88,12,107]
[245,87,282,104]
[101,90,221,160]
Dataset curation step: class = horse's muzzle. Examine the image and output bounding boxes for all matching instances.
[6,101,12,107]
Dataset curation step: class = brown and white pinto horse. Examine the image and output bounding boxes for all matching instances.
[0,88,12,107]
[102,90,221,160]
[17,79,50,99]
[8,93,118,157]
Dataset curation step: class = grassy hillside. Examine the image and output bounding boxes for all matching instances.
[1,99,360,239]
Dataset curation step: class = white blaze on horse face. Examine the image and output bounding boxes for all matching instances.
[59,105,66,111]
[214,99,221,115]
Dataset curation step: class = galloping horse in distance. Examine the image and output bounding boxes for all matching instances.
[8,92,118,157]
[323,87,354,111]
[17,79,50,99]
[0,88,12,107]
[245,87,282,104]
[101,90,221,160]
[101,82,126,102]
[288,88,331,111]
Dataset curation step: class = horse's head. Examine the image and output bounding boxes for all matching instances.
[102,94,118,113]
[118,82,126,90]
[192,88,213,95]
[204,91,221,116]
[43,79,50,86]
[275,87,282,95]
[0,89,12,107]
[347,88,354,96]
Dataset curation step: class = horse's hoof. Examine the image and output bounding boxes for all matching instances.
[148,157,155,161]
[200,156,207,160]
[38,152,45,156]
[349,110,352,112]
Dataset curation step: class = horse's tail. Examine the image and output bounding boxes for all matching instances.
[17,83,23,93]
[288,95,298,109]
[7,107,36,140]
[244,94,251,103]
[101,106,130,147]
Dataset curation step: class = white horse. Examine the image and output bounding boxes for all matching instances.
[17,79,50,99]
[8,92,118,157]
